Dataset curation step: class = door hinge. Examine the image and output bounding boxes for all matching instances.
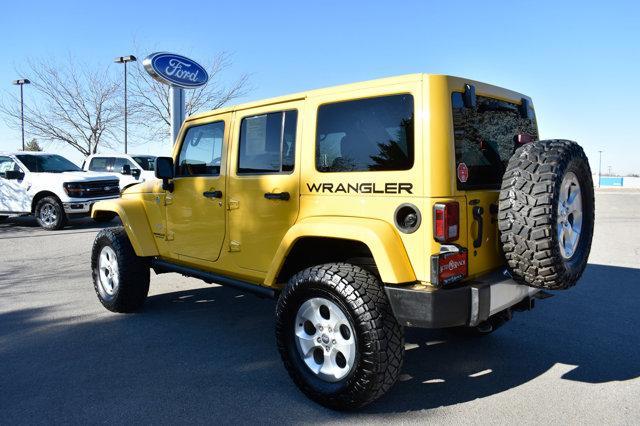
[166,231,175,241]
[165,195,174,206]
[229,240,241,252]
[227,199,239,210]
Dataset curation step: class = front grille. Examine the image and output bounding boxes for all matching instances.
[74,180,120,198]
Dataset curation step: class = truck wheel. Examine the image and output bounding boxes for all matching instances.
[499,139,595,290]
[35,196,67,230]
[93,212,117,223]
[275,263,404,410]
[0,215,7,222]
[91,227,150,312]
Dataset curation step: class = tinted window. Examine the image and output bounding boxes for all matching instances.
[238,110,297,174]
[16,154,80,173]
[89,157,111,172]
[316,94,414,172]
[132,156,156,171]
[452,93,538,189]
[113,157,137,171]
[176,121,224,176]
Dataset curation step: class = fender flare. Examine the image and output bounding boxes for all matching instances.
[91,198,159,257]
[265,216,416,285]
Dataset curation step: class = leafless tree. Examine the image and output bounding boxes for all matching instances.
[129,51,250,143]
[0,58,122,156]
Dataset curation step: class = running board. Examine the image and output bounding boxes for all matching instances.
[151,259,276,299]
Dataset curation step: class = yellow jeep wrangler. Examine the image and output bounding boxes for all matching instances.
[90,74,594,410]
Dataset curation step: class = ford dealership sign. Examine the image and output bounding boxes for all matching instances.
[143,52,208,88]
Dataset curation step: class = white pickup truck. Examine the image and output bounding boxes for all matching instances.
[0,152,121,230]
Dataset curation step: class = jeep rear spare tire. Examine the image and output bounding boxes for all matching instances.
[275,263,404,410]
[498,139,594,290]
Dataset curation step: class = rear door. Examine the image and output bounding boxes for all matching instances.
[450,91,538,277]
[227,103,301,273]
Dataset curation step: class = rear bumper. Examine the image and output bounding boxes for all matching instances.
[63,196,119,214]
[385,269,539,329]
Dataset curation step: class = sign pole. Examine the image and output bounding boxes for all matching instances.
[169,85,185,144]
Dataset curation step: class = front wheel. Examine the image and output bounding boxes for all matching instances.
[35,196,67,230]
[91,227,150,312]
[276,263,404,410]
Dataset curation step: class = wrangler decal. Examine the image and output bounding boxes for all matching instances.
[306,182,413,194]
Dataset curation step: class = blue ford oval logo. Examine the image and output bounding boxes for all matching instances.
[143,52,209,88]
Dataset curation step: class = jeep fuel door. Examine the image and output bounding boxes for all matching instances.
[165,117,229,262]
[228,104,302,272]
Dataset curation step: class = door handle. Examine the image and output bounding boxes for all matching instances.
[264,191,290,201]
[203,190,223,199]
[472,206,484,248]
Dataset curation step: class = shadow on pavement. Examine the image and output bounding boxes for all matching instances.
[0,263,638,422]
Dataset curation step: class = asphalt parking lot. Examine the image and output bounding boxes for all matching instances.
[1,190,639,424]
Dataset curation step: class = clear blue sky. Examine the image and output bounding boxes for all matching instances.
[0,0,638,174]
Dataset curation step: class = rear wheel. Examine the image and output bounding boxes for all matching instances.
[91,227,150,312]
[0,215,7,222]
[276,263,404,410]
[499,139,594,290]
[35,196,67,230]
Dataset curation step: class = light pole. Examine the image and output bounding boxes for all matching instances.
[114,55,137,153]
[598,150,603,187]
[12,79,30,151]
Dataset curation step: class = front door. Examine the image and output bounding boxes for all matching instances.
[165,117,228,263]
[0,156,30,213]
[228,104,301,272]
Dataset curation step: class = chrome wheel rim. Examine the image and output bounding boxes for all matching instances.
[98,246,120,296]
[294,297,357,382]
[39,203,57,226]
[557,171,583,259]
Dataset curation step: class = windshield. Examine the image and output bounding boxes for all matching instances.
[16,154,81,173]
[132,156,156,171]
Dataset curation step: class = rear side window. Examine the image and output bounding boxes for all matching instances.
[113,157,137,171]
[238,110,297,174]
[316,94,414,172]
[89,157,110,172]
[452,93,538,189]
[176,121,225,176]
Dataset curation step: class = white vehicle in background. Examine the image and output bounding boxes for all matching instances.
[0,152,120,230]
[83,153,156,190]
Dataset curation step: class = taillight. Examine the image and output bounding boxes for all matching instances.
[433,202,459,243]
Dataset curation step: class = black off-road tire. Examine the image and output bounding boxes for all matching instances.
[91,227,150,312]
[35,196,67,230]
[0,215,8,222]
[93,211,117,223]
[499,139,594,290]
[276,263,404,410]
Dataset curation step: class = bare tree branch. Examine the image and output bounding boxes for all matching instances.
[0,57,122,156]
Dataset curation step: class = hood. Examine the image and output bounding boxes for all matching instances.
[37,171,119,182]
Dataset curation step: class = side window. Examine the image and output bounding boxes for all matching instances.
[89,157,110,172]
[176,121,225,177]
[316,94,414,172]
[238,110,297,174]
[113,157,136,171]
[0,156,19,175]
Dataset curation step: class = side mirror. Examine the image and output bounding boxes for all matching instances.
[3,170,24,180]
[155,156,174,192]
[131,168,141,179]
[121,164,132,175]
